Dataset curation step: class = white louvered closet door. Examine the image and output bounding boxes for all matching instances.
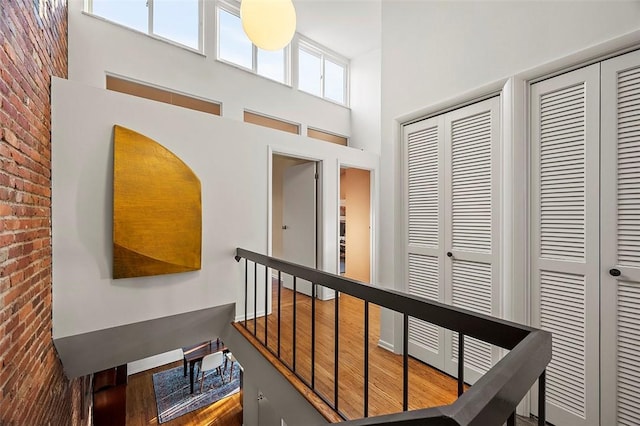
[404,98,501,380]
[530,64,600,426]
[404,116,446,370]
[442,97,501,384]
[601,49,640,426]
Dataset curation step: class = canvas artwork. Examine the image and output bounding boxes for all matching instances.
[112,125,202,279]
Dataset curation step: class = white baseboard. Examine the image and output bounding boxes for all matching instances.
[318,288,336,301]
[377,338,395,353]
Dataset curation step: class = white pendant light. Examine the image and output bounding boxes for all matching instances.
[240,0,296,51]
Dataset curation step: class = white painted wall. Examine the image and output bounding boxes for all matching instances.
[350,48,381,154]
[67,0,350,138]
[378,0,640,347]
[224,326,327,426]
[51,78,378,339]
[382,1,640,121]
[127,349,183,375]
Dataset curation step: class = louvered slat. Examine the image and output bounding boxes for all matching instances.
[451,111,492,253]
[407,254,439,352]
[451,260,492,373]
[617,67,640,268]
[539,270,586,418]
[407,126,439,247]
[617,282,640,425]
[539,83,586,260]
[615,66,640,425]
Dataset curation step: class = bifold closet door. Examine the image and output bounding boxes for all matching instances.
[601,49,640,426]
[530,64,600,426]
[404,116,446,369]
[441,97,501,384]
[404,97,500,381]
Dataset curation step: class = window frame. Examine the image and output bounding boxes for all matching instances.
[216,0,292,86]
[297,36,350,107]
[86,0,204,53]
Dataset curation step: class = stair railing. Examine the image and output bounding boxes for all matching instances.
[235,247,551,425]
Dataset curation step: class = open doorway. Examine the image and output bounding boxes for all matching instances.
[339,167,371,283]
[271,154,321,296]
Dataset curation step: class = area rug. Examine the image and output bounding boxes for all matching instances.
[152,363,241,423]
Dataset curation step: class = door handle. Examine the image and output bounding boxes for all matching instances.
[447,252,453,258]
[282,225,288,230]
[609,268,621,277]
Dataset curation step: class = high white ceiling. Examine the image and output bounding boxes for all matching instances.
[293,0,382,59]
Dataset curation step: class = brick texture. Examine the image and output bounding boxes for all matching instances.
[0,0,84,424]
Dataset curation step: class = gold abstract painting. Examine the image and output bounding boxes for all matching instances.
[113,125,201,279]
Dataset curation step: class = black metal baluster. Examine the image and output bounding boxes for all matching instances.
[293,276,297,373]
[458,333,465,397]
[334,291,339,411]
[253,262,257,336]
[277,270,282,358]
[244,259,248,328]
[233,249,551,426]
[364,301,369,418]
[264,265,268,347]
[538,370,546,426]
[311,282,316,389]
[403,313,409,412]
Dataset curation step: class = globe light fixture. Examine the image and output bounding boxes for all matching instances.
[240,0,297,51]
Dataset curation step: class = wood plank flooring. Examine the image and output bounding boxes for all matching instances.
[245,284,461,420]
[126,281,542,425]
[126,284,460,424]
[125,361,242,426]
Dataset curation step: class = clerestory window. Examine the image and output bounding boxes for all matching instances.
[298,38,348,106]
[216,1,289,85]
[215,1,348,105]
[87,0,201,51]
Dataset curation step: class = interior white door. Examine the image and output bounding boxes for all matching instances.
[282,161,316,296]
[442,97,501,384]
[530,64,600,426]
[601,49,640,426]
[404,116,446,369]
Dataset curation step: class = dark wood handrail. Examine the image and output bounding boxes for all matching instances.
[235,247,551,425]
[338,329,551,425]
[236,248,534,350]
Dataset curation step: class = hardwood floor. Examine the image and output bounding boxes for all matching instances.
[126,283,540,425]
[126,284,461,424]
[244,284,461,420]
[125,361,242,426]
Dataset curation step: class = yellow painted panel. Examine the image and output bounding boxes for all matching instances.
[113,125,201,279]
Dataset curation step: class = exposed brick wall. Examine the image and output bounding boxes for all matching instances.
[0,0,82,424]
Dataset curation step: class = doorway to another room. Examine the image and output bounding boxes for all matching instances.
[339,167,371,283]
[271,154,321,297]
